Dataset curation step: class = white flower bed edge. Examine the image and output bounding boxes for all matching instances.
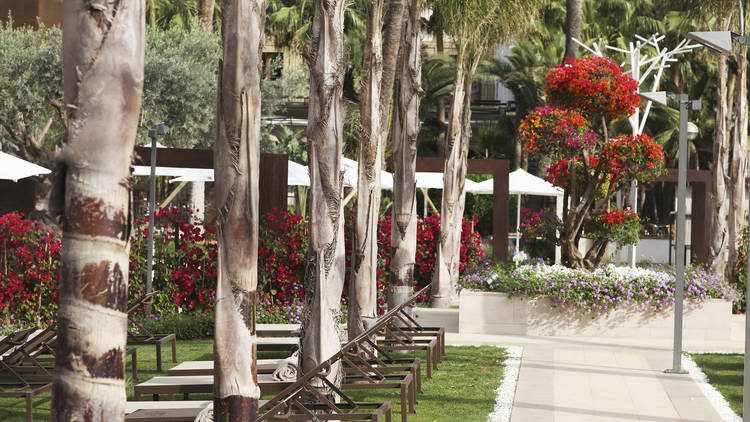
[683,354,742,422]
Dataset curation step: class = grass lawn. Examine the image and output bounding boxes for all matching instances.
[690,353,743,416]
[0,342,506,421]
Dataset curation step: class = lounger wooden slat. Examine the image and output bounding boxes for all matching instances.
[257,336,299,352]
[256,323,301,338]
[167,358,284,376]
[133,374,293,400]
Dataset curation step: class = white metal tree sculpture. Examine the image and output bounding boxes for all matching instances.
[573,34,698,266]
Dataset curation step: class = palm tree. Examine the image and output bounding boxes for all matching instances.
[389,0,423,309]
[146,0,202,29]
[51,1,144,420]
[429,0,543,307]
[564,0,582,58]
[212,0,265,419]
[301,0,348,394]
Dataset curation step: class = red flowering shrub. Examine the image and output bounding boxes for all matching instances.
[519,208,560,241]
[545,56,640,120]
[258,208,307,303]
[520,54,665,269]
[0,212,60,327]
[129,207,217,315]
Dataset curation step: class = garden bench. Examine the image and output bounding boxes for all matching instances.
[127,291,178,372]
[133,374,293,400]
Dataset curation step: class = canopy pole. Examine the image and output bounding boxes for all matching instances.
[516,194,521,253]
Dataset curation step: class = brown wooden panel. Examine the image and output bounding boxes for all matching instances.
[415,157,510,263]
[133,147,288,217]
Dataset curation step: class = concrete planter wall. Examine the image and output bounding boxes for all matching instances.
[459,290,732,340]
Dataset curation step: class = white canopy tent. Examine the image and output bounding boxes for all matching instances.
[415,172,482,192]
[0,151,52,182]
[475,169,563,264]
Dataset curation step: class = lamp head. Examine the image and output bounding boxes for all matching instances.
[686,31,735,56]
[148,123,170,138]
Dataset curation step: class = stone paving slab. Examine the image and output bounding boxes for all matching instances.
[446,333,727,421]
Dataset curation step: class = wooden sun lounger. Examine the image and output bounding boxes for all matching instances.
[125,400,214,422]
[127,291,178,372]
[342,372,415,422]
[0,327,50,422]
[166,359,284,376]
[256,323,301,338]
[257,336,299,352]
[133,374,293,400]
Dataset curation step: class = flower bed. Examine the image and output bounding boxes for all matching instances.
[459,263,739,339]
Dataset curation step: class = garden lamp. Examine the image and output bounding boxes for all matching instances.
[146,123,169,316]
[687,29,750,420]
[639,91,701,375]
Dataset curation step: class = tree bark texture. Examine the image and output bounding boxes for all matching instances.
[213,0,265,419]
[301,0,347,390]
[563,0,582,59]
[728,39,748,282]
[51,1,144,420]
[201,0,216,30]
[388,0,422,310]
[431,55,472,308]
[349,0,384,340]
[709,55,732,275]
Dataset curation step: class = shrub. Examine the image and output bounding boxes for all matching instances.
[135,310,215,340]
[460,262,739,315]
[0,212,60,327]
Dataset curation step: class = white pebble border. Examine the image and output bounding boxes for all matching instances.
[682,354,742,422]
[487,345,523,422]
[447,344,523,422]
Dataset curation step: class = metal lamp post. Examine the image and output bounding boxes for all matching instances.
[146,123,169,316]
[687,29,750,418]
[640,91,701,374]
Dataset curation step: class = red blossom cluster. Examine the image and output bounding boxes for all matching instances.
[519,106,595,156]
[0,212,60,326]
[599,208,639,226]
[545,56,640,120]
[600,133,665,184]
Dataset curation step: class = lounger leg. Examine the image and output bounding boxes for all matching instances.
[25,393,32,422]
[400,383,408,422]
[156,342,163,372]
[425,350,432,379]
[132,350,138,381]
[386,408,391,422]
[171,337,177,363]
[409,377,416,413]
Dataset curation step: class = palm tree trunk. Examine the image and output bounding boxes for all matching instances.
[302,0,347,391]
[389,0,422,310]
[51,2,144,420]
[213,0,265,419]
[350,0,385,340]
[728,15,748,283]
[431,51,470,308]
[201,0,216,30]
[710,53,732,275]
[563,0,582,59]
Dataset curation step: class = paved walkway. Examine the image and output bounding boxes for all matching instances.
[446,330,743,421]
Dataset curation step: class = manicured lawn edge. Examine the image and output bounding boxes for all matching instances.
[448,344,522,422]
[684,354,742,422]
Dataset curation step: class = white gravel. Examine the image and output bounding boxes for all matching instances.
[683,354,742,422]
[487,345,523,422]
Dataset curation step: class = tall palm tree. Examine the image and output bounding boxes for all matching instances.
[51,1,144,420]
[389,0,423,309]
[212,0,265,419]
[301,0,348,393]
[430,0,543,307]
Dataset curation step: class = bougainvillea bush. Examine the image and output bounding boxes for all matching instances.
[0,212,60,328]
[460,261,739,315]
[519,55,666,269]
[129,207,217,316]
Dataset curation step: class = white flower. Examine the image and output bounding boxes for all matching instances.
[513,251,528,265]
